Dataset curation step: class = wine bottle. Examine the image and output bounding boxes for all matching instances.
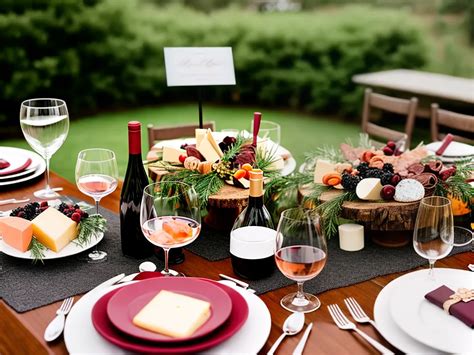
[230,169,276,280]
[120,121,154,258]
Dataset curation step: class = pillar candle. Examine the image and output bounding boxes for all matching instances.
[338,223,364,251]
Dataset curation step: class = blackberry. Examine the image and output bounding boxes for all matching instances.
[365,168,384,179]
[341,173,361,191]
[10,202,42,220]
[380,172,394,185]
[356,162,369,178]
[382,163,394,173]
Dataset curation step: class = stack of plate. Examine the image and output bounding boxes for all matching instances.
[374,268,473,353]
[425,141,474,163]
[0,147,45,187]
[64,276,271,353]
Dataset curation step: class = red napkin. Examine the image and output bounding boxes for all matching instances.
[435,133,454,156]
[0,159,10,170]
[0,158,32,176]
[425,285,474,328]
[133,271,164,281]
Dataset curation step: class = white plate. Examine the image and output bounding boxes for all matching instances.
[0,232,104,260]
[0,147,45,186]
[388,268,473,354]
[64,280,271,354]
[374,270,446,354]
[426,141,474,158]
[152,132,296,176]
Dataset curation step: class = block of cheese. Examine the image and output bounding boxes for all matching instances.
[356,178,383,201]
[32,208,77,252]
[198,130,223,163]
[133,290,211,338]
[314,159,336,184]
[162,146,186,163]
[205,130,223,157]
[0,217,33,252]
[195,129,207,149]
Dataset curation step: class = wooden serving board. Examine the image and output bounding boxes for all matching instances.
[299,187,420,247]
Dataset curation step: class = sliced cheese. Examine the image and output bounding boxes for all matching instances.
[356,178,383,201]
[32,208,77,252]
[133,290,211,338]
[267,155,284,171]
[314,159,336,184]
[198,135,221,163]
[162,146,186,163]
[205,130,223,157]
[195,129,207,149]
[0,217,33,252]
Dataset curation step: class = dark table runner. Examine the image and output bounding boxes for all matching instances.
[0,204,471,313]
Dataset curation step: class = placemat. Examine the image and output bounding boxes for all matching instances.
[0,203,471,313]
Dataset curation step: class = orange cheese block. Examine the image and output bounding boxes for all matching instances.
[0,217,33,252]
[32,207,77,252]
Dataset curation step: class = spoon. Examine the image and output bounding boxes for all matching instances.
[267,312,305,355]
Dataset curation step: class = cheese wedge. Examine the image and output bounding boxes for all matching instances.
[133,290,211,338]
[198,130,223,163]
[32,208,77,252]
[162,146,186,163]
[356,178,383,201]
[0,217,33,252]
[195,129,207,149]
[314,159,336,184]
[205,130,223,157]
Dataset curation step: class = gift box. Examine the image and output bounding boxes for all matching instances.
[425,285,474,328]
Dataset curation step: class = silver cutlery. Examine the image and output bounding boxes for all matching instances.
[344,297,378,329]
[93,273,127,291]
[292,322,313,355]
[219,274,256,293]
[327,304,393,355]
[0,198,30,206]
[267,312,305,355]
[44,297,74,342]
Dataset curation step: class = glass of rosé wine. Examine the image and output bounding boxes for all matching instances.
[75,148,118,263]
[275,208,327,313]
[140,181,201,277]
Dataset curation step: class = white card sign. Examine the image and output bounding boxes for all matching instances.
[164,47,236,87]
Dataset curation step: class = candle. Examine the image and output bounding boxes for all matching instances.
[338,223,364,251]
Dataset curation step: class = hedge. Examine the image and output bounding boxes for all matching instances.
[0,0,427,127]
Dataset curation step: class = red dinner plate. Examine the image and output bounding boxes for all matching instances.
[92,279,249,353]
[106,277,232,343]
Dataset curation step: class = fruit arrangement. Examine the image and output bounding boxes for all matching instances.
[11,202,89,222]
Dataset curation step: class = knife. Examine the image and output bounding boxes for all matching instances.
[292,323,313,355]
[92,273,126,291]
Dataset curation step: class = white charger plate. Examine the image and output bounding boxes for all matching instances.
[426,141,474,158]
[0,232,104,260]
[0,147,45,186]
[64,280,271,354]
[388,268,473,354]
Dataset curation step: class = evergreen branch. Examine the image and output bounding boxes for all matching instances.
[304,145,346,164]
[221,135,246,163]
[74,214,107,247]
[317,191,357,239]
[29,238,46,264]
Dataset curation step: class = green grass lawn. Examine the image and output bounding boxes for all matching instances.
[1,104,364,182]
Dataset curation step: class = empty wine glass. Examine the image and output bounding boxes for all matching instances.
[413,196,454,279]
[275,208,327,313]
[20,98,69,199]
[140,181,201,277]
[75,149,118,263]
[251,119,281,146]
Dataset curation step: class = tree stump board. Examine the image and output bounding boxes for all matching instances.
[299,187,420,247]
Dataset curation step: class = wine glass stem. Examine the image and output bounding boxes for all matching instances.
[428,259,435,279]
[163,248,170,274]
[45,157,51,191]
[94,199,100,215]
[296,281,305,300]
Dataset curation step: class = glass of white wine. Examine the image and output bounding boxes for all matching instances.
[20,98,69,199]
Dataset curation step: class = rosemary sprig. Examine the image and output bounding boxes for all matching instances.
[74,214,107,247]
[29,238,46,264]
[317,191,357,239]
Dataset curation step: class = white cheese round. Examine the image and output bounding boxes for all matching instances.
[356,178,383,201]
[394,179,425,202]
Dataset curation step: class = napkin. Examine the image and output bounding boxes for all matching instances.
[425,285,474,328]
[0,158,32,176]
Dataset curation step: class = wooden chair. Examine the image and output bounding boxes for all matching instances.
[147,121,216,149]
[430,104,474,144]
[361,88,418,149]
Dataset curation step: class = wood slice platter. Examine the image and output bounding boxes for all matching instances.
[299,187,420,247]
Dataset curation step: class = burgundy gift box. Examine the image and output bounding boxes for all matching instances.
[425,285,474,328]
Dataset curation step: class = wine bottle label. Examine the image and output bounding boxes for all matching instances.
[230,226,276,260]
[128,121,142,155]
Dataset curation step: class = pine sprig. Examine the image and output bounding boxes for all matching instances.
[304,145,346,164]
[221,135,246,163]
[317,191,357,239]
[29,238,46,264]
[435,160,474,210]
[74,214,107,247]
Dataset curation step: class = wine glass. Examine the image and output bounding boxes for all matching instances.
[413,196,454,279]
[251,119,281,146]
[20,98,69,199]
[275,207,327,313]
[140,181,201,276]
[75,148,118,263]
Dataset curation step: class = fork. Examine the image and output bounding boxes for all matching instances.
[344,297,378,329]
[44,297,74,342]
[328,304,393,355]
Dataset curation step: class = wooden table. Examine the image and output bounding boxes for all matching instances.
[353,69,474,117]
[1,172,471,355]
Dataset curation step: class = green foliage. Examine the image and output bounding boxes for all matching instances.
[0,2,427,125]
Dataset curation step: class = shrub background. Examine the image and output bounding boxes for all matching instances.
[0,0,427,127]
